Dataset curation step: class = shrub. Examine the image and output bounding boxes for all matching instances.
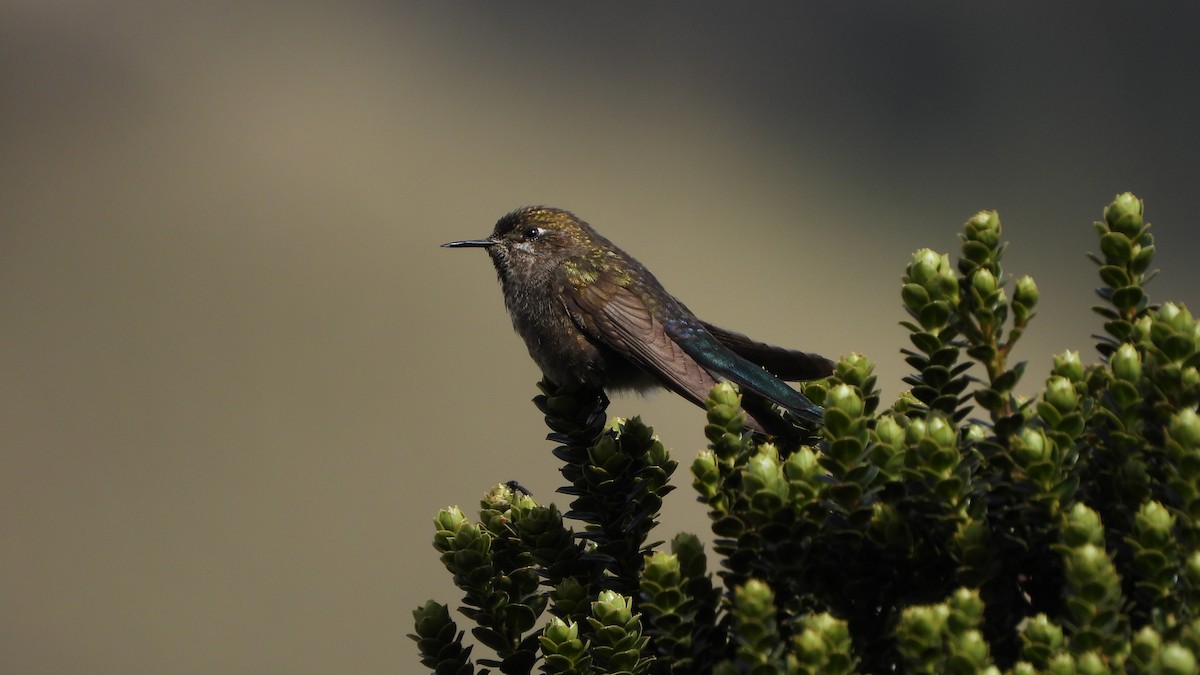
[412,193,1200,674]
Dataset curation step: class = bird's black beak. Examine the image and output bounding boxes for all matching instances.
[441,239,495,249]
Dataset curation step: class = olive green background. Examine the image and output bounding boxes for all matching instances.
[3,2,1199,673]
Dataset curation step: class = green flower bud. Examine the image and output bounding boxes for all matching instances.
[1157,302,1189,332]
[964,210,1002,247]
[803,612,847,640]
[932,255,960,301]
[736,579,776,617]
[1104,192,1145,238]
[1063,503,1105,548]
[1184,366,1200,392]
[1070,543,1109,577]
[826,383,864,418]
[552,578,589,614]
[1160,644,1197,675]
[707,381,741,411]
[1075,651,1107,675]
[412,600,452,636]
[1111,343,1143,382]
[482,485,510,510]
[706,390,745,437]
[907,249,944,286]
[1133,315,1153,343]
[875,416,905,446]
[539,617,589,665]
[590,434,618,466]
[784,446,821,482]
[901,604,949,641]
[907,249,959,304]
[1165,302,1187,324]
[964,424,986,443]
[452,521,486,552]
[953,630,990,666]
[746,449,786,497]
[1132,625,1162,656]
[693,448,718,473]
[1044,376,1079,413]
[485,483,537,513]
[1014,275,1039,309]
[1022,613,1065,649]
[1053,350,1084,382]
[435,506,468,533]
[1169,409,1200,448]
[1135,500,1175,540]
[905,418,928,445]
[926,414,956,448]
[691,450,720,499]
[836,352,875,386]
[542,617,578,643]
[950,588,985,627]
[592,589,633,625]
[972,268,998,296]
[892,390,921,413]
[1014,427,1049,466]
[794,630,827,662]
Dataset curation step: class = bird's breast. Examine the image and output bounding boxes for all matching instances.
[501,279,655,392]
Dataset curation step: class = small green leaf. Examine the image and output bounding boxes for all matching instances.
[962,240,994,264]
[967,344,997,362]
[920,301,953,331]
[974,388,1004,410]
[1162,334,1196,361]
[910,332,943,355]
[1111,286,1145,311]
[1098,265,1131,289]
[1131,244,1156,275]
[902,283,931,311]
[712,516,745,537]
[1100,232,1133,263]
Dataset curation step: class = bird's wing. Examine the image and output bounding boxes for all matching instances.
[563,279,720,409]
[564,280,822,424]
[700,322,835,381]
[664,313,824,425]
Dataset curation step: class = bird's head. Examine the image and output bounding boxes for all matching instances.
[442,206,598,286]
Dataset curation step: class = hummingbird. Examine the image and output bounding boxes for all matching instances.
[442,206,833,435]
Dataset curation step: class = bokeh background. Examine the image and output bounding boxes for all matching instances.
[3,2,1199,673]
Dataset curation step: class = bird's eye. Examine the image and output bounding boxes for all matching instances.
[522,226,543,240]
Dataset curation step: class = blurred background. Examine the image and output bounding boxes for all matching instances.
[3,2,1199,673]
